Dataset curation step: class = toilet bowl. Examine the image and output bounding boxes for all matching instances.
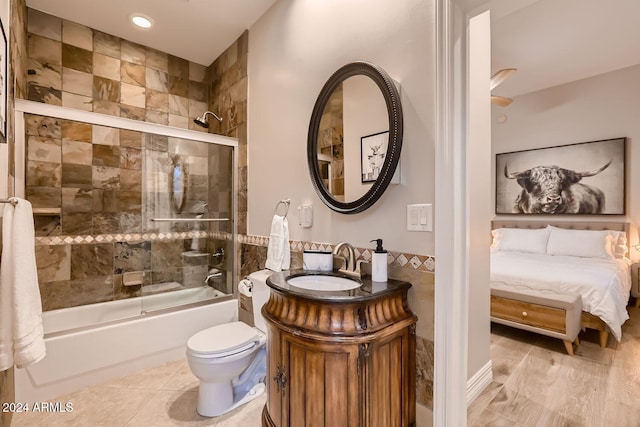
[186,269,272,417]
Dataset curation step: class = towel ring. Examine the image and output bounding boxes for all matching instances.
[275,199,290,218]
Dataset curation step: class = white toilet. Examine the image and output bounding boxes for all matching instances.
[186,269,272,417]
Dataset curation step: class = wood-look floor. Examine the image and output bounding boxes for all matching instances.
[468,305,640,426]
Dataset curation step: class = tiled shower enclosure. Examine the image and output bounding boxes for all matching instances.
[24,108,236,315]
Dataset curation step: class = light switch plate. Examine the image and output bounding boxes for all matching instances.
[407,204,432,231]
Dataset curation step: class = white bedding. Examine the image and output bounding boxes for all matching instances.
[491,251,631,341]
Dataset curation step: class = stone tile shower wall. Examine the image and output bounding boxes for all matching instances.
[27,114,233,310]
[206,31,248,284]
[21,8,240,311]
[26,8,209,131]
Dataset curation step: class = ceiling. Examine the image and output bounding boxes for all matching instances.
[25,0,277,66]
[25,0,640,97]
[489,0,640,98]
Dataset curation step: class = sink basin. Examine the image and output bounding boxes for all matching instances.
[287,275,361,291]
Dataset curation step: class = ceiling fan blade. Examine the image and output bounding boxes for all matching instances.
[491,95,513,107]
[490,68,517,91]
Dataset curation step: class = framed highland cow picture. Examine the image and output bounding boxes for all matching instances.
[495,138,626,215]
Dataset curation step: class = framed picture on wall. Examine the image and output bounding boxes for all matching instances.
[361,131,389,183]
[0,18,6,144]
[495,137,626,215]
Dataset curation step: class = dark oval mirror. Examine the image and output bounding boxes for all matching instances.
[307,61,403,214]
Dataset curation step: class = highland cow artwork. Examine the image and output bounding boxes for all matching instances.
[495,138,625,215]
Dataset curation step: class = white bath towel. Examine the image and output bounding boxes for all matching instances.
[0,198,46,371]
[265,214,290,272]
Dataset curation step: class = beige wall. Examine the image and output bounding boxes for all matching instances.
[247,0,437,411]
[247,0,436,256]
[467,10,492,380]
[492,64,640,246]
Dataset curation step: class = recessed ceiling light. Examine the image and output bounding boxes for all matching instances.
[131,14,153,29]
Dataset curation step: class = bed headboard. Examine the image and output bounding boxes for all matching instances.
[491,220,630,246]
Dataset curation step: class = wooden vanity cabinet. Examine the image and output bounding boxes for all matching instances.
[261,278,417,427]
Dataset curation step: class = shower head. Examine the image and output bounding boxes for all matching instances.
[193,111,223,128]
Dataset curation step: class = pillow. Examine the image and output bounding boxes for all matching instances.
[547,226,627,258]
[491,227,550,254]
[546,227,616,259]
[615,244,628,258]
[606,230,627,258]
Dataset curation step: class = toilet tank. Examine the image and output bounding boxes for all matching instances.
[247,269,273,333]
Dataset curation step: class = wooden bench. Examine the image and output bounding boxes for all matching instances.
[490,288,582,355]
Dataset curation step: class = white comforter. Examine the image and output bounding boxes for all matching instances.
[491,251,631,341]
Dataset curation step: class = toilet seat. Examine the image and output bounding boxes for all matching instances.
[187,321,260,358]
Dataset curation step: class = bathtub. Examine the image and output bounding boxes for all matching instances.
[15,287,237,402]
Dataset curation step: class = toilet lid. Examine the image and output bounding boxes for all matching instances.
[187,321,259,356]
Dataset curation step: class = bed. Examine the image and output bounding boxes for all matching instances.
[490,220,632,354]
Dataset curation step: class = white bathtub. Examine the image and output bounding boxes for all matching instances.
[43,286,226,335]
[15,288,237,402]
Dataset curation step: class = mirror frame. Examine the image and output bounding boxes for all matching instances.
[307,61,403,214]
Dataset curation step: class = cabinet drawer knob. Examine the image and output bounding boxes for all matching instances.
[522,311,528,317]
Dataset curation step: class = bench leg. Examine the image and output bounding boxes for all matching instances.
[562,339,574,356]
[635,298,640,309]
[599,330,609,348]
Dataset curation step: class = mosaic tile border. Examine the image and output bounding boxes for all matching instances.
[34,231,435,272]
[35,230,232,245]
[239,234,436,272]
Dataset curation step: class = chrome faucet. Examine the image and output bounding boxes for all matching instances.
[333,242,355,271]
[332,242,368,278]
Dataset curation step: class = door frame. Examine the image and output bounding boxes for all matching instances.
[435,0,489,424]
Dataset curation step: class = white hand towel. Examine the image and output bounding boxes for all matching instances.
[265,214,290,272]
[0,198,46,371]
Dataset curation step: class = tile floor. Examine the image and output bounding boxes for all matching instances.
[11,355,434,426]
[468,305,640,426]
[17,300,634,427]
[11,358,265,426]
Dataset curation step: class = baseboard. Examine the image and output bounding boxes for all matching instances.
[466,360,493,406]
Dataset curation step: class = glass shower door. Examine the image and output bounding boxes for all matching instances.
[141,133,234,313]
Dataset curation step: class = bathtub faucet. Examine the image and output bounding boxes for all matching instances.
[204,272,222,284]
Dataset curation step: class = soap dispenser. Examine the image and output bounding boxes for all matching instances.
[370,239,388,282]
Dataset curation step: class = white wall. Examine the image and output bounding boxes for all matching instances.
[343,76,388,202]
[492,64,640,247]
[247,0,435,255]
[467,10,492,381]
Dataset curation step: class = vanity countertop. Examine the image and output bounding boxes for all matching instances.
[265,269,411,302]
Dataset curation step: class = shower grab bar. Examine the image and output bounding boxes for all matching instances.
[151,218,230,222]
